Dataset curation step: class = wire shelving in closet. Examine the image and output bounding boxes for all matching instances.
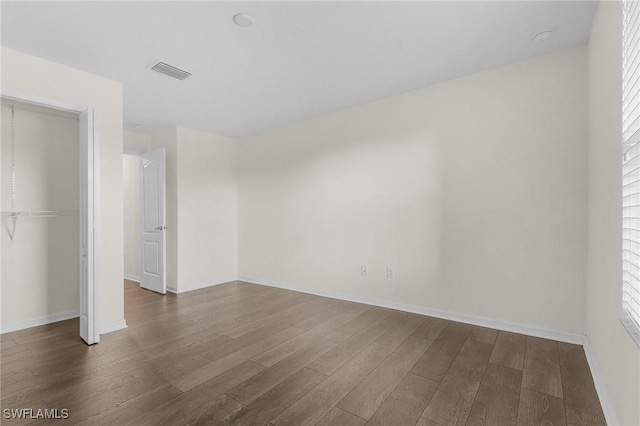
[1,104,78,242]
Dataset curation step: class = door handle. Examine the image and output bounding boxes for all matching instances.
[155,226,167,231]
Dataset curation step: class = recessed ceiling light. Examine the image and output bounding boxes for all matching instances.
[532,30,553,44]
[233,13,255,28]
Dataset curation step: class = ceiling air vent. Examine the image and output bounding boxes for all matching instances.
[151,61,192,80]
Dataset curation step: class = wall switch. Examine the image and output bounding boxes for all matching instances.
[387,266,395,279]
[361,265,368,277]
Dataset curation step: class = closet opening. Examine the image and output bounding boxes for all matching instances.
[0,92,98,345]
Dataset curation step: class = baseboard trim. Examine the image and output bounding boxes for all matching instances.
[100,319,128,335]
[175,277,238,294]
[240,276,585,345]
[124,274,140,283]
[582,340,619,426]
[126,276,233,294]
[2,314,128,339]
[1,310,79,334]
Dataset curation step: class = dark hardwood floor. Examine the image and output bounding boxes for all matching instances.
[1,280,606,425]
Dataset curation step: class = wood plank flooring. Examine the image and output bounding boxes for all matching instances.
[1,280,606,425]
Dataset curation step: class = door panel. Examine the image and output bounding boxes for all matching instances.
[143,241,160,275]
[139,148,166,294]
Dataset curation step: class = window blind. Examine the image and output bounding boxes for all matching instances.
[622,0,640,343]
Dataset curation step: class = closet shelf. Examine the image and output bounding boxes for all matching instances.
[1,211,78,218]
[2,211,77,242]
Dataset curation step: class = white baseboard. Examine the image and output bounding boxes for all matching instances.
[127,275,175,294]
[100,319,128,335]
[124,273,140,283]
[240,276,585,345]
[175,277,237,294]
[128,276,234,294]
[583,340,619,426]
[2,313,128,340]
[1,310,79,334]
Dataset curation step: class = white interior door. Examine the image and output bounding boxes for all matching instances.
[140,148,166,294]
[79,108,98,345]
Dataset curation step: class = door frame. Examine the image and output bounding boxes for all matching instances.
[0,88,100,344]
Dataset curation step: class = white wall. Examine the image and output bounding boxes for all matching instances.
[1,47,125,333]
[1,105,79,329]
[176,126,238,292]
[587,2,640,425]
[122,154,140,280]
[124,130,151,153]
[239,45,588,335]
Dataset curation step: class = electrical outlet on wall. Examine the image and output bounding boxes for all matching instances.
[387,266,395,279]
[361,265,368,277]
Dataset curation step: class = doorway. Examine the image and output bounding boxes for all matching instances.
[122,147,166,296]
[0,91,98,345]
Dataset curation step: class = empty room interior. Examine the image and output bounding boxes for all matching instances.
[1,1,640,425]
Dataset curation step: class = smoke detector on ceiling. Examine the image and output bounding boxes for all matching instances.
[150,61,192,80]
[532,30,554,44]
[233,13,255,28]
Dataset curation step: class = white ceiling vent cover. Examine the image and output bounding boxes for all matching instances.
[151,62,192,80]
